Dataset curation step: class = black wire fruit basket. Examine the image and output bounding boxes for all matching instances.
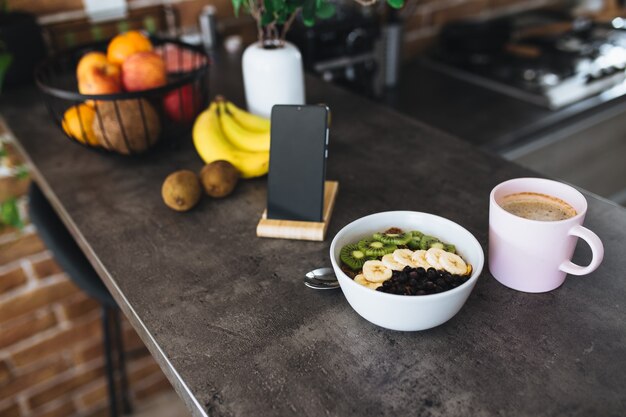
[35,37,210,155]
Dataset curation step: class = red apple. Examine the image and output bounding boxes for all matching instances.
[163,85,202,123]
[121,51,166,92]
[77,52,121,95]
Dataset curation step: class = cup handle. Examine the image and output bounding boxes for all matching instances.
[559,224,604,276]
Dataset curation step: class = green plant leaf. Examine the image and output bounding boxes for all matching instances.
[272,0,287,23]
[272,0,288,12]
[232,0,243,17]
[315,1,335,19]
[302,0,316,26]
[283,0,300,20]
[266,0,279,25]
[0,198,23,229]
[387,0,405,9]
[276,9,289,25]
[261,12,274,26]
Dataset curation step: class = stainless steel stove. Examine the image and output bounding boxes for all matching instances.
[428,12,626,109]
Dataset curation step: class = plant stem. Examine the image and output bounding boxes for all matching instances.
[248,0,264,42]
[281,9,300,41]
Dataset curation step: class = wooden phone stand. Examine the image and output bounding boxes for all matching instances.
[256,181,339,241]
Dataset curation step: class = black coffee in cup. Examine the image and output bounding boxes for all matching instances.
[499,192,577,221]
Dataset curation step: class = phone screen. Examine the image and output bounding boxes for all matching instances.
[267,105,329,222]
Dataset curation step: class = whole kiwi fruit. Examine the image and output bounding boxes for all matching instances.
[92,98,161,154]
[161,170,202,212]
[199,160,239,198]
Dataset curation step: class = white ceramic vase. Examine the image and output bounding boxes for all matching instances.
[242,41,305,118]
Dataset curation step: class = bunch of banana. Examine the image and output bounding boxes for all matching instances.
[193,98,270,179]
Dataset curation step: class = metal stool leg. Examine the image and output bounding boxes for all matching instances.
[112,309,133,414]
[102,306,119,417]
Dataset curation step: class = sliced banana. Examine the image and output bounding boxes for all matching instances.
[466,263,473,276]
[439,252,468,275]
[355,273,384,290]
[410,250,431,269]
[382,253,405,271]
[425,247,446,270]
[354,274,369,287]
[392,249,418,268]
[368,282,383,290]
[362,260,392,283]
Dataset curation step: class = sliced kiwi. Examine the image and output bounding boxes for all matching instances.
[340,244,368,271]
[410,230,424,238]
[372,231,411,246]
[444,244,456,254]
[357,239,397,257]
[430,241,445,250]
[407,235,422,250]
[419,235,439,250]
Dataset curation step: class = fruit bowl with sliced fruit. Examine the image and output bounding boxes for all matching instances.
[329,211,484,331]
[35,31,210,155]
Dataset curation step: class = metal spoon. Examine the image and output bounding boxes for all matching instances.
[304,267,340,290]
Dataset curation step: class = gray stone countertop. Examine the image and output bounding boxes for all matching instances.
[1,52,625,417]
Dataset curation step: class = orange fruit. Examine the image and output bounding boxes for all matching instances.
[62,104,99,146]
[107,31,153,65]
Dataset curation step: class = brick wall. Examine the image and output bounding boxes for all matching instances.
[9,0,567,60]
[6,0,255,53]
[0,123,175,417]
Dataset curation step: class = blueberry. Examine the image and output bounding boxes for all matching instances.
[435,278,446,287]
[427,268,438,280]
[416,267,426,276]
[416,290,426,296]
[398,274,408,284]
[409,278,418,287]
[409,271,418,280]
[383,280,392,288]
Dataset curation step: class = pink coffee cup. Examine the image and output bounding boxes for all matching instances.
[489,177,604,293]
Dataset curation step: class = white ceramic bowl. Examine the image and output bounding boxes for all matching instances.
[330,211,484,331]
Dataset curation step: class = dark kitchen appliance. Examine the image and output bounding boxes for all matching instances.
[288,6,380,96]
[428,11,626,109]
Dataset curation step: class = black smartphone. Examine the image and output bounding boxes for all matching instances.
[267,104,330,222]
